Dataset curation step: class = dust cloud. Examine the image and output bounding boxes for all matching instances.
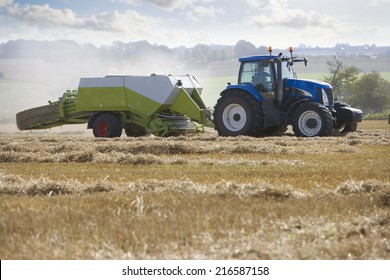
[0,40,224,130]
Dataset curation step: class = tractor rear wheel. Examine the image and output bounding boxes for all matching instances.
[292,102,333,137]
[93,114,122,138]
[213,91,262,136]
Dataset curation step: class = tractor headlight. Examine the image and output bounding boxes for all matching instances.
[322,89,329,106]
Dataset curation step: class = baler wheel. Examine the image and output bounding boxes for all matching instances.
[92,114,122,138]
[16,103,60,130]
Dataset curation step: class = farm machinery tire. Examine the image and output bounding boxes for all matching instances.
[292,102,333,137]
[213,91,263,137]
[92,114,122,138]
[16,103,61,130]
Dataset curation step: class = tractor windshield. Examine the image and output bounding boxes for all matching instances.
[239,60,295,84]
[277,61,295,79]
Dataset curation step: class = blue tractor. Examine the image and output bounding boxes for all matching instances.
[213,47,363,137]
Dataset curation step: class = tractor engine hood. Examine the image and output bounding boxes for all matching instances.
[284,78,334,107]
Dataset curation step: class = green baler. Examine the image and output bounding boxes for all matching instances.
[16,74,213,137]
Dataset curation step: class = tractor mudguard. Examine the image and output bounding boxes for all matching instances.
[221,84,262,103]
[285,98,312,125]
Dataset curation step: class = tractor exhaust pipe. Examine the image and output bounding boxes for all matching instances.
[276,53,283,108]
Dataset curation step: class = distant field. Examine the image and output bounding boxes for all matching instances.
[1,120,389,259]
[198,75,236,107]
[377,71,390,81]
[299,71,390,82]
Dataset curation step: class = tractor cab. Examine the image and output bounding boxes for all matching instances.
[237,48,343,126]
[238,55,295,101]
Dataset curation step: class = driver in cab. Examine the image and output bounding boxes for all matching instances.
[252,65,273,94]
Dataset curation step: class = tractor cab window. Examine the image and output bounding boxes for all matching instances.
[239,61,274,94]
[276,61,295,79]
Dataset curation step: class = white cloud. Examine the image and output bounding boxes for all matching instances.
[0,0,13,8]
[6,3,84,29]
[145,0,196,8]
[117,0,138,5]
[368,0,390,5]
[185,6,224,22]
[1,0,388,48]
[0,1,213,47]
[246,0,339,29]
[119,0,214,11]
[246,0,287,10]
[249,8,338,29]
[4,3,160,33]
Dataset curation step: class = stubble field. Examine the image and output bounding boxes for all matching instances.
[0,120,389,259]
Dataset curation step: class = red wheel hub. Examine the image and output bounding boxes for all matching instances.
[97,121,109,137]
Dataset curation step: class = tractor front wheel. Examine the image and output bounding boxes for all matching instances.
[93,114,122,138]
[292,102,333,137]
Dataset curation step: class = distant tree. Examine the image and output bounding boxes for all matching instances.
[335,43,351,51]
[323,56,360,100]
[0,72,4,79]
[348,72,390,113]
[234,40,257,57]
[258,45,269,54]
[191,44,212,62]
[220,46,235,60]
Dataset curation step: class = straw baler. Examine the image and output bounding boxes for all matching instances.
[16,74,213,137]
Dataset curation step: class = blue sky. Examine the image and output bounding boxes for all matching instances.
[0,0,389,47]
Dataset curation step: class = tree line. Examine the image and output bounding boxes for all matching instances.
[1,39,390,63]
[324,57,390,116]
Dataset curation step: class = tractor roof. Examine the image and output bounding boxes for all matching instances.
[239,55,278,62]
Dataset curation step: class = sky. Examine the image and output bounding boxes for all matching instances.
[0,0,390,48]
